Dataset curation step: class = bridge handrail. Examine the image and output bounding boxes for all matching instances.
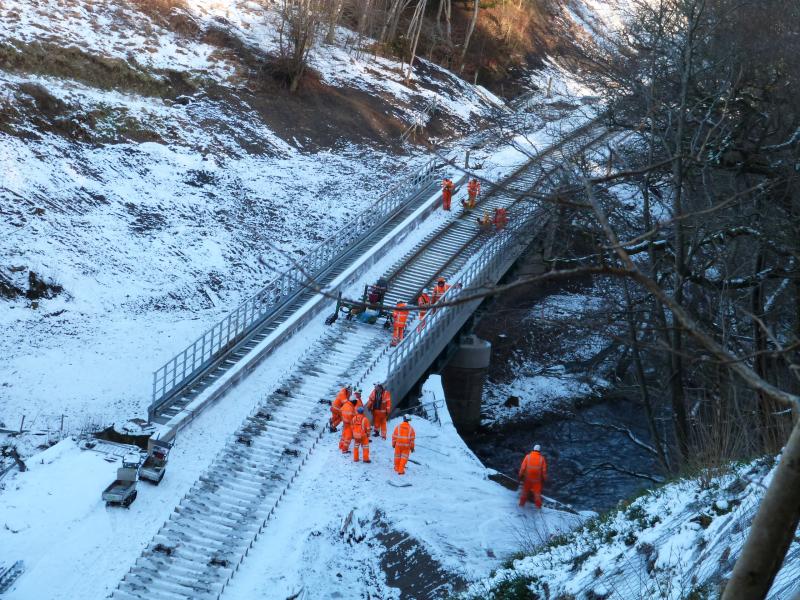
[151,157,439,412]
[385,200,545,392]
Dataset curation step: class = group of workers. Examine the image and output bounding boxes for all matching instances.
[330,379,549,505]
[330,382,416,474]
[389,276,452,347]
[441,176,509,232]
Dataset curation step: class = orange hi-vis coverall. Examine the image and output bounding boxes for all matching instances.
[416,291,431,332]
[339,398,362,452]
[330,387,349,429]
[351,413,371,462]
[494,207,508,231]
[519,450,548,508]
[367,387,392,439]
[431,281,451,305]
[441,179,455,211]
[466,179,481,209]
[391,421,416,475]
[391,302,409,346]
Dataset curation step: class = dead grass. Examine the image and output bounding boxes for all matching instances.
[0,40,194,98]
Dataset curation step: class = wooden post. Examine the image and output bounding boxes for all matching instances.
[60,414,65,436]
[464,150,470,169]
[19,415,25,433]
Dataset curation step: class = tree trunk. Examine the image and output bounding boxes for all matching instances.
[460,0,479,68]
[405,0,427,82]
[722,420,800,600]
[624,282,671,473]
[325,0,344,43]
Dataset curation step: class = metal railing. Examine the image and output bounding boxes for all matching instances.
[151,158,439,413]
[385,200,547,399]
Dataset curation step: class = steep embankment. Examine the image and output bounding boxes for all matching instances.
[466,457,800,599]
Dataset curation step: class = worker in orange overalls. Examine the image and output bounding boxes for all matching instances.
[330,384,351,432]
[367,383,392,439]
[430,277,450,305]
[441,178,455,211]
[493,207,508,231]
[416,290,431,332]
[391,301,409,346]
[518,444,548,508]
[391,415,416,475]
[339,393,363,453]
[351,407,371,463]
[463,178,481,210]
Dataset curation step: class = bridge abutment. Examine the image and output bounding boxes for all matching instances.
[441,335,492,433]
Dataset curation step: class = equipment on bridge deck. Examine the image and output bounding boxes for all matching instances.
[477,209,493,232]
[140,438,171,485]
[325,278,390,326]
[101,454,140,508]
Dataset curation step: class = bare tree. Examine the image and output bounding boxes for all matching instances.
[276,0,325,91]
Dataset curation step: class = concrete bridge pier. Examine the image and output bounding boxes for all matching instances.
[441,335,492,434]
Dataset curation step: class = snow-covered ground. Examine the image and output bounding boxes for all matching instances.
[481,287,614,426]
[0,0,510,450]
[0,375,584,599]
[466,455,800,599]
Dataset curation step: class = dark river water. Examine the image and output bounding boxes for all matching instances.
[465,396,663,513]
[460,252,664,514]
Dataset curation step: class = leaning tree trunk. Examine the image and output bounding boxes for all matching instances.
[722,420,800,600]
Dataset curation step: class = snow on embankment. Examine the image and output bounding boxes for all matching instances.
[465,456,800,600]
[223,375,584,599]
[0,0,503,437]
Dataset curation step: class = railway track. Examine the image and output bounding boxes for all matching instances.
[150,174,441,425]
[382,123,609,309]
[111,320,386,600]
[111,119,612,600]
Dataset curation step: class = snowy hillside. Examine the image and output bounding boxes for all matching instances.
[466,456,800,599]
[0,0,505,442]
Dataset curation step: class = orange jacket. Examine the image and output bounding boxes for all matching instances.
[392,302,409,328]
[494,208,508,227]
[332,388,349,414]
[519,451,547,483]
[442,179,455,193]
[367,388,392,414]
[417,292,431,308]
[431,283,451,304]
[467,179,481,195]
[341,398,362,425]
[392,421,416,450]
[352,413,370,439]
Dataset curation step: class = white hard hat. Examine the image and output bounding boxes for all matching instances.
[533,444,541,452]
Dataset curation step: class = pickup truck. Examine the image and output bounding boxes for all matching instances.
[139,438,170,485]
[101,454,139,507]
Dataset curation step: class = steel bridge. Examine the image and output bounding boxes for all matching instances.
[110,121,609,600]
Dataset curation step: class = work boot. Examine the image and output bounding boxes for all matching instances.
[364,459,371,463]
[372,430,379,437]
